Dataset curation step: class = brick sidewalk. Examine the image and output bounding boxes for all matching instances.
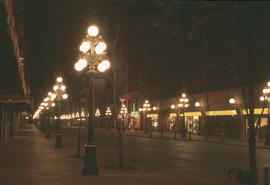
[0,125,213,185]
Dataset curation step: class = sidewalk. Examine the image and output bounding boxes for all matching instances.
[106,128,270,149]
[0,125,212,185]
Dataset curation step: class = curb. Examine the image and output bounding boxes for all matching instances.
[98,129,270,150]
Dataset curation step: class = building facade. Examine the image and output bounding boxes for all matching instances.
[0,0,32,146]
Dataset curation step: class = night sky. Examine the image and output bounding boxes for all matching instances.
[21,1,270,107]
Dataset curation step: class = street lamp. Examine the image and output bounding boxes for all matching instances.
[74,25,110,175]
[95,108,101,117]
[52,76,68,149]
[143,100,151,134]
[229,98,236,105]
[262,82,270,145]
[178,93,189,138]
[105,107,112,130]
[195,102,200,108]
[95,108,101,127]
[118,103,127,168]
[194,101,201,135]
[105,107,112,116]
[44,92,56,138]
[170,104,177,139]
[151,106,158,131]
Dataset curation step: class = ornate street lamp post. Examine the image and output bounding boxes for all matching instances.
[143,100,151,134]
[150,106,157,138]
[95,108,101,117]
[228,98,237,140]
[74,25,110,175]
[262,82,270,145]
[119,103,127,168]
[105,107,112,130]
[44,92,56,138]
[170,104,177,139]
[105,107,112,116]
[194,101,201,138]
[52,76,68,149]
[178,93,189,138]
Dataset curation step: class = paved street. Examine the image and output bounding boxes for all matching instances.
[1,125,270,185]
[90,128,270,185]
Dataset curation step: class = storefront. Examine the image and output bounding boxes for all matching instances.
[128,111,140,130]
[147,113,159,130]
[186,116,200,134]
[168,113,177,131]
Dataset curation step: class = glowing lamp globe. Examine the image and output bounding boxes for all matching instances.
[53,85,58,91]
[62,93,68,99]
[229,98,235,104]
[79,41,90,53]
[95,42,107,54]
[56,77,63,83]
[88,25,99,37]
[97,60,110,72]
[60,85,66,91]
[75,59,87,71]
[51,94,56,99]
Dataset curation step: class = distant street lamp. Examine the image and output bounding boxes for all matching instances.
[149,106,158,138]
[142,100,151,134]
[178,93,189,138]
[262,82,270,145]
[194,101,201,136]
[229,98,236,105]
[170,104,177,139]
[74,25,110,175]
[44,92,56,138]
[95,108,101,117]
[118,103,127,168]
[105,107,112,130]
[105,107,112,116]
[52,76,68,149]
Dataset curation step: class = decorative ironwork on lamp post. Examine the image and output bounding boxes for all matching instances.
[74,25,110,175]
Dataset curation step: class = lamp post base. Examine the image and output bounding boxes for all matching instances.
[82,144,99,175]
[55,134,62,149]
[264,132,270,146]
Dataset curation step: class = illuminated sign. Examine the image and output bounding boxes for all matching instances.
[147,114,158,118]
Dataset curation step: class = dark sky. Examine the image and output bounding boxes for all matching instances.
[21,1,270,107]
